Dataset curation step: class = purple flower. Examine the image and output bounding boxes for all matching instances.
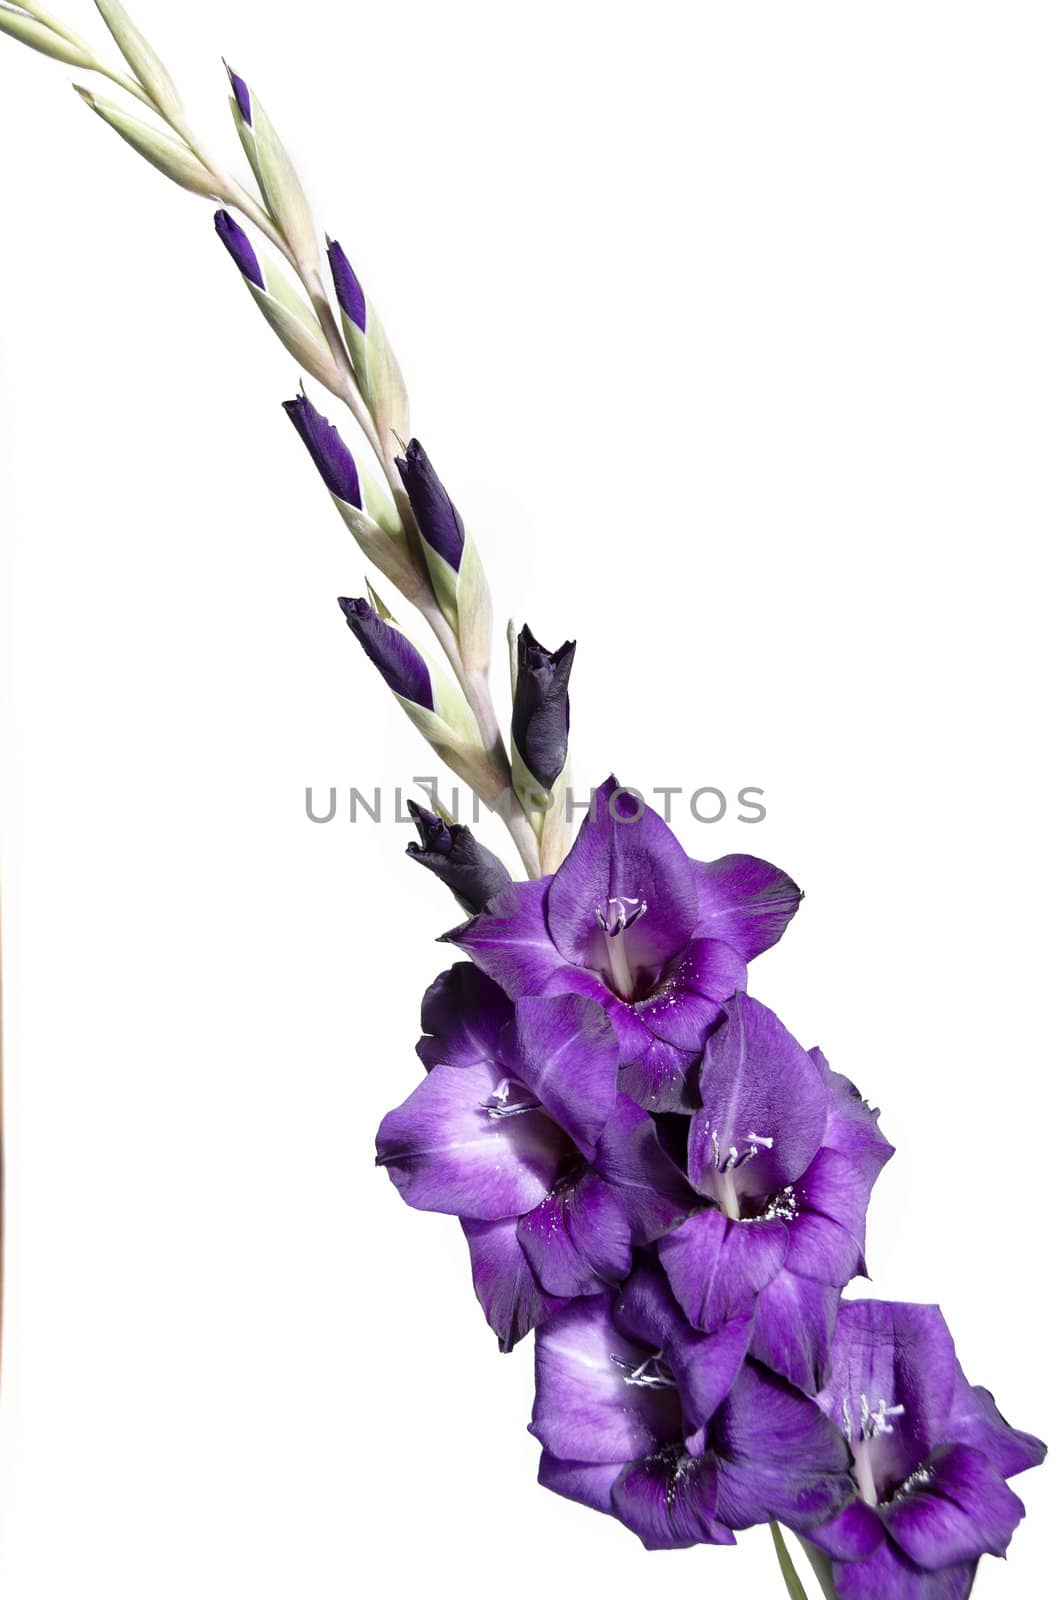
[657,993,893,1392]
[327,238,367,334]
[512,625,575,791]
[283,391,361,507]
[378,966,688,1348]
[225,62,253,127]
[337,597,433,709]
[531,1265,852,1549]
[445,777,801,1111]
[406,802,512,915]
[396,440,465,572]
[802,1301,1046,1599]
[213,209,264,290]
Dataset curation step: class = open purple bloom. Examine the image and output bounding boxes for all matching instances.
[283,391,362,507]
[396,440,465,572]
[337,597,433,709]
[445,777,801,1111]
[379,965,688,1348]
[802,1301,1046,1599]
[225,62,253,127]
[327,238,367,334]
[657,994,893,1392]
[406,802,512,915]
[512,625,575,791]
[214,209,264,289]
[531,1267,852,1550]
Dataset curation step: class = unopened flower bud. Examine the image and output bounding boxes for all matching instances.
[93,0,182,120]
[214,211,340,392]
[339,596,433,708]
[327,236,409,449]
[512,626,575,793]
[395,439,492,677]
[0,7,95,67]
[75,87,218,198]
[406,802,511,915]
[214,209,264,288]
[283,391,361,507]
[222,66,318,268]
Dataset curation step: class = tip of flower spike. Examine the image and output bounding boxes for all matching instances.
[282,391,362,508]
[213,209,264,290]
[326,238,367,334]
[223,60,253,126]
[337,596,370,625]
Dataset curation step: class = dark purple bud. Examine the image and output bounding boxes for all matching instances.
[282,392,361,507]
[396,440,465,572]
[214,209,264,290]
[327,238,367,334]
[406,803,512,915]
[512,625,575,790]
[225,62,253,127]
[337,597,433,710]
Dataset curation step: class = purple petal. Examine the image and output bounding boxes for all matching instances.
[613,1267,754,1431]
[833,1543,978,1600]
[224,63,253,127]
[214,209,264,289]
[518,1171,631,1296]
[818,1302,958,1499]
[444,879,565,997]
[751,1268,840,1393]
[593,1093,695,1244]
[634,938,746,1051]
[396,440,465,571]
[530,1295,681,1464]
[501,993,618,1160]
[689,993,828,1206]
[375,1060,561,1220]
[805,1499,885,1562]
[693,853,802,960]
[786,1148,876,1286]
[882,1443,1027,1567]
[659,1208,788,1332]
[461,1216,565,1351]
[943,1367,1046,1479]
[538,1452,619,1516]
[512,625,575,791]
[611,1453,734,1549]
[618,1033,701,1112]
[326,237,367,333]
[416,963,512,1070]
[815,1048,895,1187]
[282,391,362,507]
[546,778,698,981]
[337,597,433,709]
[713,1362,853,1531]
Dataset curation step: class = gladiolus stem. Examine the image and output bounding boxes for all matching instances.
[770,1523,811,1600]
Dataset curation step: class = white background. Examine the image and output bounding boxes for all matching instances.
[0,2,1059,1594]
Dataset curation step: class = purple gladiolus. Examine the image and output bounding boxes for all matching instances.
[377,966,689,1348]
[406,802,512,915]
[225,62,253,126]
[283,392,361,507]
[337,597,433,709]
[531,1266,853,1550]
[657,993,893,1392]
[396,440,465,572]
[512,625,575,791]
[327,238,367,334]
[214,209,264,289]
[801,1301,1046,1599]
[446,777,801,1111]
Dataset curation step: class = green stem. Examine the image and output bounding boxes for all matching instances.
[770,1523,810,1600]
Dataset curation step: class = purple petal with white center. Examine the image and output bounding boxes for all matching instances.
[815,1048,895,1187]
[833,1544,978,1600]
[518,1171,631,1296]
[461,1216,565,1351]
[546,778,698,981]
[416,963,512,1070]
[224,63,253,126]
[444,879,565,997]
[943,1367,1046,1479]
[805,1499,886,1562]
[659,1208,788,1332]
[818,1302,959,1499]
[282,391,362,507]
[375,1060,561,1220]
[613,1264,754,1431]
[214,209,264,289]
[634,938,746,1051]
[396,439,465,571]
[751,1268,840,1393]
[611,1452,733,1549]
[538,1452,619,1516]
[882,1443,1026,1568]
[713,1362,853,1531]
[500,993,618,1160]
[326,237,367,333]
[338,597,433,710]
[786,1148,875,1285]
[690,993,828,1205]
[530,1294,681,1464]
[593,1093,695,1243]
[693,853,802,960]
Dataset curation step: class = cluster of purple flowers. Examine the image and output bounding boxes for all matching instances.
[376,777,1045,1597]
